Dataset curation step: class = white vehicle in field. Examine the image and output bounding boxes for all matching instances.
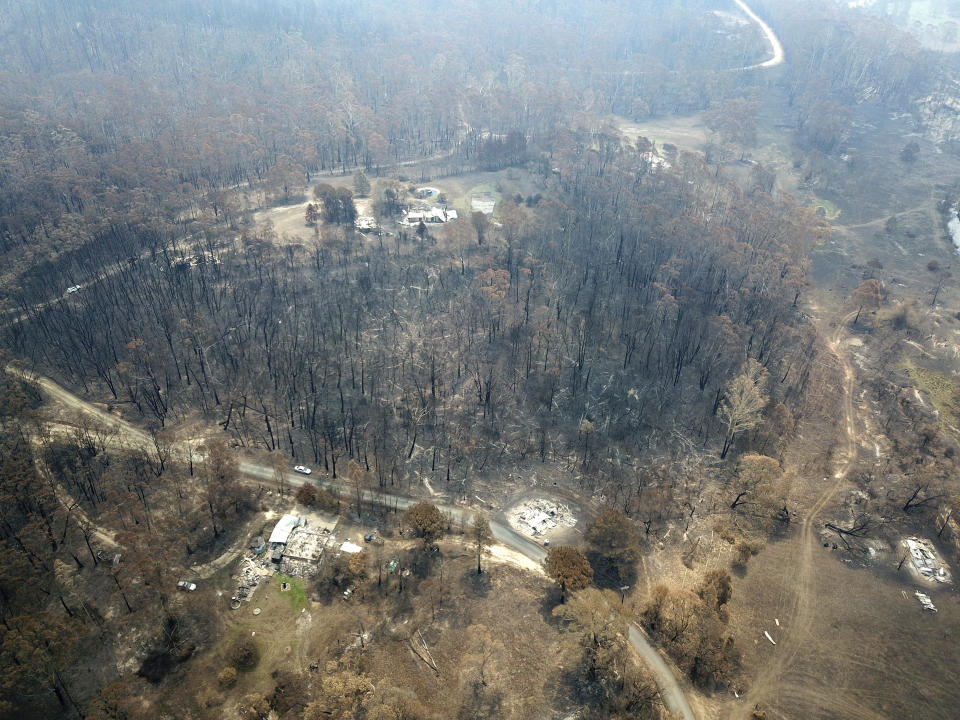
[177,580,197,591]
[293,465,312,475]
[67,285,81,294]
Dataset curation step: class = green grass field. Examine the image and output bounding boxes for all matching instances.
[275,573,308,612]
[903,361,960,430]
[810,196,842,221]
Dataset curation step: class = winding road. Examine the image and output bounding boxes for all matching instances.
[244,466,695,717]
[734,0,784,70]
[15,364,696,719]
[5,12,788,713]
[629,624,696,720]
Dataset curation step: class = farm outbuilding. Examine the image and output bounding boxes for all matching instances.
[404,207,457,225]
[269,514,304,544]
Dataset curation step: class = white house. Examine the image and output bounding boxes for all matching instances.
[405,207,457,225]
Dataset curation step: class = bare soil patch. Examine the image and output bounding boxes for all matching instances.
[251,200,315,245]
[616,114,708,152]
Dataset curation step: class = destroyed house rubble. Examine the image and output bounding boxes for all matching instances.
[915,591,937,612]
[280,526,332,577]
[509,499,577,537]
[904,537,951,583]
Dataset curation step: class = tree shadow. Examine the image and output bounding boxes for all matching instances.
[456,683,504,720]
[463,566,492,597]
[410,547,438,579]
[137,616,193,683]
[586,550,637,591]
[138,650,175,683]
[537,585,564,624]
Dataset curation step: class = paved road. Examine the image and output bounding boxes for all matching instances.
[242,461,548,561]
[19,365,697,720]
[243,461,694,718]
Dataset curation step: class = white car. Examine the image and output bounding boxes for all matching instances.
[67,285,81,294]
[293,465,312,475]
[177,580,197,591]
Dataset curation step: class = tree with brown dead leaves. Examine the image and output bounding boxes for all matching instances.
[545,545,593,603]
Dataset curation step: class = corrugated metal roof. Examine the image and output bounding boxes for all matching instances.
[269,514,302,544]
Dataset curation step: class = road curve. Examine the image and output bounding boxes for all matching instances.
[734,0,784,70]
[629,624,697,720]
[18,370,696,720]
[245,467,695,718]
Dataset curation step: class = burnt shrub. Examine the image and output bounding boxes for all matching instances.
[228,637,260,671]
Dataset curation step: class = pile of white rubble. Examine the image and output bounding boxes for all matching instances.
[509,499,576,537]
[904,537,951,583]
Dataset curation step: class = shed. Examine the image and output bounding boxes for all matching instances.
[269,514,303,545]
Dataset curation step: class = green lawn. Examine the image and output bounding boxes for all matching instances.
[274,573,308,612]
[903,361,960,430]
[810,196,842,221]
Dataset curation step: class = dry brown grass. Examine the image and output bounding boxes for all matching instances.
[360,553,565,718]
[728,529,960,720]
[174,537,575,719]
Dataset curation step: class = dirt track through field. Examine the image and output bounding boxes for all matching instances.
[740,310,887,719]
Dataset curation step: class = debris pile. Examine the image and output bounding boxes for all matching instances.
[915,591,937,612]
[281,527,331,578]
[403,207,457,225]
[232,557,272,607]
[639,151,671,170]
[508,499,577,537]
[238,563,259,596]
[904,537,951,583]
[471,192,496,214]
[230,512,342,605]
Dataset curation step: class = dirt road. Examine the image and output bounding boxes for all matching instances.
[741,310,862,714]
[6,365,151,446]
[629,624,697,720]
[734,0,784,70]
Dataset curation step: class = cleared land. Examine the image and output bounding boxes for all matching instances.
[183,539,571,719]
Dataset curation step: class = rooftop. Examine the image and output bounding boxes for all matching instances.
[268,513,303,544]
